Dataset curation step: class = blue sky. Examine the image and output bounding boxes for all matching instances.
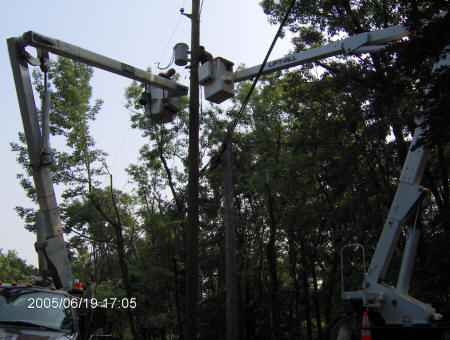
[0,0,295,267]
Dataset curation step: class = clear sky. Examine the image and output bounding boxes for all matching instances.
[0,0,295,267]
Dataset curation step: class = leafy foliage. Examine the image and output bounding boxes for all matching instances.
[9,2,449,339]
[0,249,38,283]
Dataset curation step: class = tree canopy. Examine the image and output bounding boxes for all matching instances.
[0,249,38,283]
[9,1,449,339]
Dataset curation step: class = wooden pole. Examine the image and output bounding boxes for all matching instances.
[222,141,239,340]
[186,0,200,339]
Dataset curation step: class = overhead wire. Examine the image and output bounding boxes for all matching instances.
[111,125,132,167]
[155,10,183,70]
[156,53,175,71]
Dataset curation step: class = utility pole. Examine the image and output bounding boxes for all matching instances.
[186,0,200,339]
[222,141,239,340]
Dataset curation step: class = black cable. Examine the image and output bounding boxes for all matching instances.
[219,0,297,158]
[156,53,175,71]
[156,12,182,70]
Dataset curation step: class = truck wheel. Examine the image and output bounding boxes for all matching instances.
[328,316,355,340]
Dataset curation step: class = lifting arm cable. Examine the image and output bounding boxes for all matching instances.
[39,50,52,165]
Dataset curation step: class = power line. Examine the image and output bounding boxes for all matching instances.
[111,125,131,166]
[221,0,296,151]
[155,12,182,70]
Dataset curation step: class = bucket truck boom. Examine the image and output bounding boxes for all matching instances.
[7,31,188,289]
[6,31,188,340]
[198,24,408,103]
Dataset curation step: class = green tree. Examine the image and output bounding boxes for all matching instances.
[0,249,38,283]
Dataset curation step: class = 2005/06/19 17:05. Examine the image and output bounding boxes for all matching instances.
[27,297,137,309]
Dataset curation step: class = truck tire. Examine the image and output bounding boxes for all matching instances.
[326,316,356,340]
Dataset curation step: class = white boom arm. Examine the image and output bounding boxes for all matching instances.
[7,31,187,290]
[233,24,408,82]
[20,31,188,96]
[199,24,408,104]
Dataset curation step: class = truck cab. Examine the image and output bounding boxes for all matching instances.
[0,280,107,340]
[0,283,79,340]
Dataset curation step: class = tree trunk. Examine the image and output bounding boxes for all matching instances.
[323,252,339,323]
[311,256,323,340]
[264,180,281,340]
[172,258,184,340]
[110,190,139,340]
[287,226,302,338]
[437,143,449,224]
[300,239,313,340]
